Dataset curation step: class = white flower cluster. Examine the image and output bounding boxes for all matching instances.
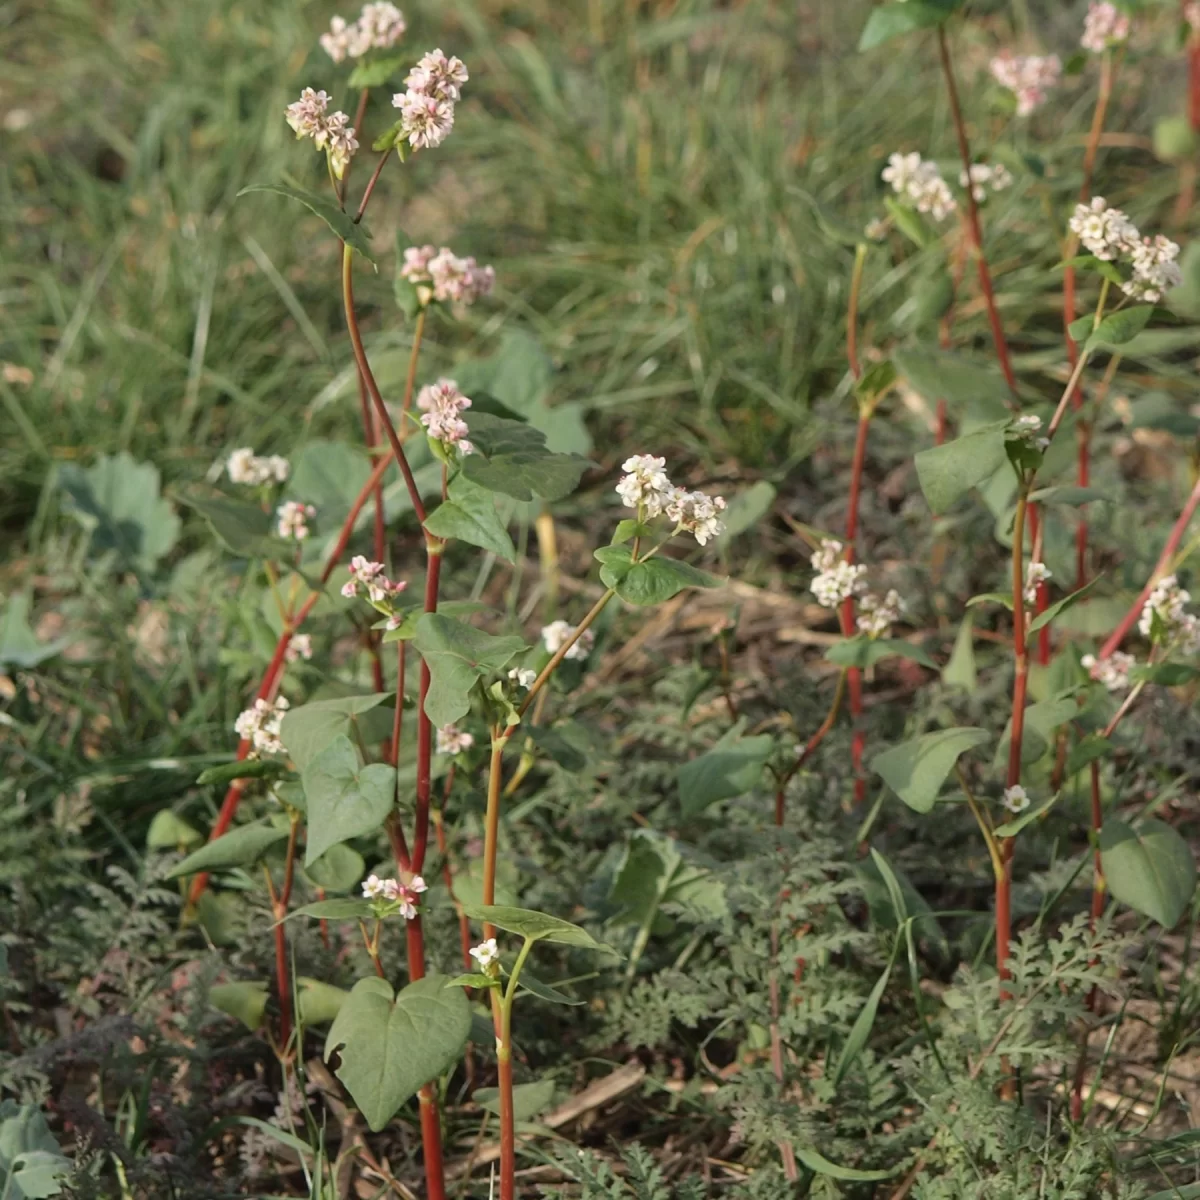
[392,49,469,151]
[881,152,956,223]
[226,448,289,487]
[809,539,867,609]
[234,695,290,757]
[989,53,1062,116]
[1138,574,1200,652]
[361,872,427,920]
[320,2,406,62]
[1081,650,1136,692]
[341,556,408,628]
[508,666,536,690]
[958,162,1014,203]
[284,87,359,178]
[1011,412,1049,451]
[285,633,313,663]
[275,501,315,541]
[856,589,906,639]
[1002,784,1031,814]
[614,455,727,545]
[542,620,594,661]
[416,379,474,453]
[470,937,500,972]
[1081,2,1131,54]
[400,245,495,307]
[1069,197,1182,300]
[436,724,474,755]
[1024,561,1052,608]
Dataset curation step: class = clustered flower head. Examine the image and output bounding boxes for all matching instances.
[234,696,290,757]
[1069,197,1181,301]
[416,379,474,453]
[1081,650,1136,692]
[285,634,313,663]
[989,53,1062,116]
[1011,412,1050,451]
[1081,1,1131,54]
[1138,574,1200,652]
[400,246,495,307]
[857,589,905,639]
[542,620,594,661]
[882,152,956,223]
[392,48,469,150]
[1002,784,1031,815]
[341,556,407,604]
[360,872,427,919]
[284,87,359,178]
[508,666,537,690]
[1024,561,1052,608]
[275,501,316,541]
[437,724,474,755]
[320,2,406,61]
[614,455,727,545]
[809,539,868,609]
[958,161,1014,203]
[470,938,500,975]
[226,448,289,487]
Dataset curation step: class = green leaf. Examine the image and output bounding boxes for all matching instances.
[832,961,892,1087]
[1100,818,1197,927]
[611,519,651,545]
[287,898,376,922]
[1135,661,1200,686]
[1154,114,1200,163]
[145,810,202,850]
[302,735,396,866]
[994,791,1062,837]
[474,1079,556,1122]
[238,184,375,262]
[412,615,525,727]
[6,1149,70,1199]
[210,980,269,1031]
[446,973,498,991]
[528,725,588,772]
[279,693,395,771]
[290,440,373,531]
[424,476,516,563]
[965,591,1014,611]
[893,349,1011,428]
[324,975,471,1131]
[1066,733,1112,777]
[177,489,274,557]
[166,821,289,878]
[517,970,585,1006]
[1086,305,1156,351]
[461,904,603,949]
[996,696,1078,767]
[883,197,930,248]
[942,614,976,691]
[303,843,366,892]
[914,422,1010,514]
[872,727,991,813]
[676,729,774,817]
[0,1101,69,1200]
[609,831,727,928]
[347,53,408,88]
[297,978,349,1025]
[0,593,70,670]
[1028,485,1111,507]
[720,481,777,538]
[196,757,291,787]
[459,412,590,501]
[825,637,936,670]
[1028,576,1103,633]
[794,1145,894,1182]
[58,452,181,573]
[859,0,959,50]
[1059,255,1125,286]
[594,546,722,607]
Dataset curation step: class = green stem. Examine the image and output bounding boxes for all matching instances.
[518,588,616,718]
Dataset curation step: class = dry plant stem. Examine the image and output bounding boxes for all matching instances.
[187,448,398,906]
[936,25,1018,395]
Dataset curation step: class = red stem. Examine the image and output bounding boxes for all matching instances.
[843,414,870,803]
[412,547,442,872]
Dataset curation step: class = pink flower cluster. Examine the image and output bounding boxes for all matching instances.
[989,53,1061,117]
[400,245,495,307]
[341,557,408,627]
[284,88,359,178]
[417,379,474,452]
[361,872,427,920]
[276,501,316,541]
[392,49,469,150]
[320,2,406,62]
[1081,2,1130,54]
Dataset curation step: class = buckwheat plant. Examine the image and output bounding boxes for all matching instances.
[166,14,728,1200]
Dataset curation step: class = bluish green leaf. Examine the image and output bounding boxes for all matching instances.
[677,730,774,816]
[1086,305,1156,352]
[1100,818,1197,927]
[279,693,395,771]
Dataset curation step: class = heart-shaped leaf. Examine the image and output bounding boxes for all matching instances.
[301,735,395,865]
[412,615,525,727]
[914,422,1010,514]
[280,693,395,771]
[872,727,991,813]
[594,546,722,607]
[459,412,590,501]
[1100,818,1197,927]
[424,475,516,562]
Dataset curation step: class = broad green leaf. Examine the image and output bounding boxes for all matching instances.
[446,973,498,991]
[0,593,70,669]
[720,481,776,538]
[177,489,273,557]
[594,546,722,607]
[832,962,892,1087]
[1027,576,1103,633]
[145,810,202,850]
[794,1145,894,1182]
[1028,485,1111,507]
[1065,733,1112,777]
[1085,305,1156,352]
[1146,1187,1200,1200]
[914,422,1009,514]
[166,820,289,878]
[891,351,1020,429]
[287,898,376,922]
[424,475,516,563]
[290,440,372,531]
[872,727,991,813]
[994,791,1061,837]
[1134,661,1200,686]
[461,904,603,948]
[825,636,936,670]
[859,0,961,50]
[518,970,585,1006]
[611,519,652,545]
[460,412,590,501]
[348,53,408,88]
[7,1149,70,1199]
[301,734,396,866]
[609,831,727,928]
[324,975,471,1131]
[412,615,525,727]
[297,978,349,1025]
[676,729,774,817]
[279,693,395,771]
[58,452,181,573]
[238,184,375,262]
[196,757,292,787]
[303,843,366,892]
[210,980,269,1031]
[474,1079,556,1123]
[1100,819,1197,927]
[942,614,976,691]
[0,1100,69,1200]
[995,696,1077,768]
[528,725,588,772]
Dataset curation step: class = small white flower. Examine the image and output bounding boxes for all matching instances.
[1139,574,1193,643]
[1002,785,1031,814]
[470,938,500,969]
[882,152,956,222]
[864,217,889,242]
[1124,235,1182,303]
[322,111,359,179]
[508,667,537,690]
[226,448,290,487]
[405,48,469,101]
[1081,651,1136,692]
[436,724,475,755]
[1081,1,1131,54]
[393,89,455,150]
[811,558,868,609]
[285,633,313,663]
[362,874,389,899]
[541,620,594,661]
[417,378,473,446]
[234,695,290,757]
[275,501,315,541]
[1069,197,1140,262]
[664,486,727,545]
[989,53,1062,116]
[616,454,673,517]
[857,589,906,639]
[1024,562,1052,608]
